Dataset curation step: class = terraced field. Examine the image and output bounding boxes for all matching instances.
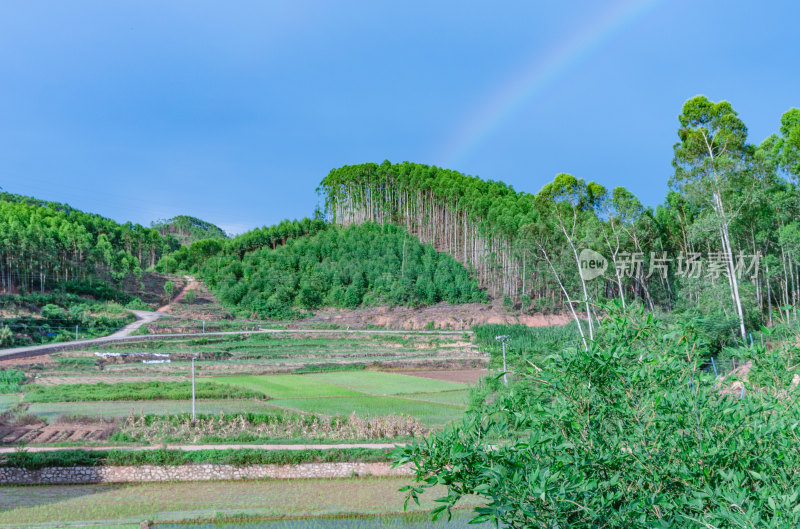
[26,399,277,422]
[208,372,470,425]
[2,331,487,446]
[28,332,485,387]
[18,371,471,428]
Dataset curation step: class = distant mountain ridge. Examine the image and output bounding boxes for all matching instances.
[151,215,228,246]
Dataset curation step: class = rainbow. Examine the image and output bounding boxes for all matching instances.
[437,0,664,167]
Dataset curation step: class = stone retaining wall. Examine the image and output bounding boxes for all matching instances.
[0,462,414,485]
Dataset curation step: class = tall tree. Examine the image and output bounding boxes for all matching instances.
[671,96,750,340]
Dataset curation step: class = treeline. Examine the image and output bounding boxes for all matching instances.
[190,223,485,318]
[319,97,800,342]
[151,215,228,246]
[157,217,327,272]
[0,193,177,294]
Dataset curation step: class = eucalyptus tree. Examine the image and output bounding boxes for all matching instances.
[519,220,588,349]
[778,108,800,179]
[536,173,606,340]
[670,96,751,340]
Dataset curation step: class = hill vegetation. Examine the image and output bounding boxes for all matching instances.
[320,98,800,343]
[161,222,486,318]
[3,96,799,337]
[396,306,800,528]
[0,192,175,294]
[151,215,228,246]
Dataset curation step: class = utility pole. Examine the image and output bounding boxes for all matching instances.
[495,335,509,386]
[75,325,79,341]
[191,355,197,423]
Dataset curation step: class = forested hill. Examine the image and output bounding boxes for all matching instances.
[320,98,800,345]
[151,215,228,246]
[159,222,486,318]
[0,192,175,294]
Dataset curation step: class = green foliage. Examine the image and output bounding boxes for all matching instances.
[395,307,800,527]
[157,217,326,274]
[57,279,133,304]
[163,280,175,299]
[202,223,485,318]
[472,321,581,369]
[0,293,135,347]
[0,192,170,292]
[0,369,25,393]
[23,381,265,403]
[124,297,150,310]
[40,304,67,320]
[183,288,197,304]
[0,447,391,469]
[0,325,11,346]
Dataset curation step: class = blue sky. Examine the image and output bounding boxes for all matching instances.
[1,1,797,234]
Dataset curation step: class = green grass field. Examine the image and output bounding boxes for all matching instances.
[400,390,469,406]
[210,375,363,398]
[271,396,465,425]
[23,381,266,403]
[0,478,482,527]
[305,371,465,395]
[25,373,469,426]
[205,372,468,425]
[27,399,280,421]
[0,394,20,412]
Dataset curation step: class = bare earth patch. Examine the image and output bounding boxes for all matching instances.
[0,354,55,368]
[32,374,187,386]
[0,418,118,444]
[301,302,571,330]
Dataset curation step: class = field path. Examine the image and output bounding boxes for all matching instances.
[0,328,471,361]
[0,442,403,454]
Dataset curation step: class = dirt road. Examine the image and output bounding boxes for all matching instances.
[109,310,164,338]
[157,275,198,314]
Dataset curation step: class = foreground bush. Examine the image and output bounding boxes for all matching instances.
[114,411,425,443]
[394,307,800,528]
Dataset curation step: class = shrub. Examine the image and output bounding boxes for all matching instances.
[0,370,25,393]
[40,304,67,320]
[396,307,800,527]
[183,289,197,304]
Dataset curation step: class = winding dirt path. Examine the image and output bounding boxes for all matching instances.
[157,275,198,314]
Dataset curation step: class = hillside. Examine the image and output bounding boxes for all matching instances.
[163,222,486,319]
[151,215,228,246]
[0,192,173,294]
